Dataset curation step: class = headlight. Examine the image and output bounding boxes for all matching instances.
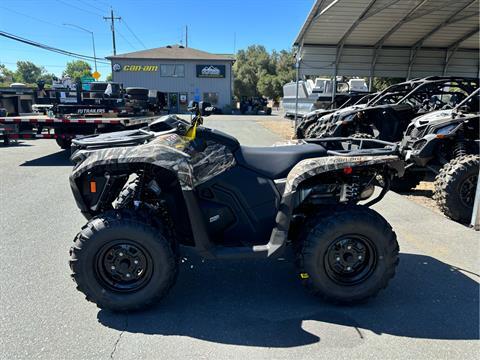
[337,113,355,125]
[435,124,456,136]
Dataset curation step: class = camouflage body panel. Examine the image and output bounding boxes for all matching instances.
[284,154,400,195]
[71,133,235,190]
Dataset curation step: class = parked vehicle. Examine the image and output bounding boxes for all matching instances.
[295,92,377,139]
[239,97,272,115]
[0,82,168,148]
[301,77,478,142]
[68,101,404,312]
[399,89,479,222]
[282,78,369,118]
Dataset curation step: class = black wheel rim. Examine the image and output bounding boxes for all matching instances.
[324,235,377,285]
[459,174,477,208]
[95,240,153,292]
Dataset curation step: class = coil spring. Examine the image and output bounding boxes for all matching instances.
[453,141,467,158]
[345,176,361,203]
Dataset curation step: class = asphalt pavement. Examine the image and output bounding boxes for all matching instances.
[0,116,478,359]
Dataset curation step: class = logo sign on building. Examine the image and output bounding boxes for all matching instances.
[196,65,225,78]
[113,64,159,72]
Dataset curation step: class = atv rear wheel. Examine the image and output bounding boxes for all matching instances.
[69,211,177,312]
[390,171,423,192]
[434,155,479,223]
[296,206,399,304]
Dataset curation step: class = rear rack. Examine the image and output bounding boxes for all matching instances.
[306,137,399,156]
[72,128,154,150]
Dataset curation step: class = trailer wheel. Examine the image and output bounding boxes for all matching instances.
[2,134,10,146]
[56,137,72,150]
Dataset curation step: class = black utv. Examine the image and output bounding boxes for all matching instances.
[300,77,478,142]
[68,101,404,312]
[400,89,479,222]
[295,92,377,139]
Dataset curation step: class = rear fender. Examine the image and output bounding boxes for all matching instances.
[266,155,403,257]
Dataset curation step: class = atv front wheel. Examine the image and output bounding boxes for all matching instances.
[69,211,178,312]
[296,206,399,304]
[434,155,479,223]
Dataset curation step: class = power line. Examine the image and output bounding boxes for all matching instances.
[76,0,107,14]
[0,6,73,31]
[1,60,111,69]
[120,18,147,49]
[56,0,103,17]
[116,30,138,51]
[0,31,110,64]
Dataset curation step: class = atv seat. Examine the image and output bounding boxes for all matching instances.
[235,144,327,179]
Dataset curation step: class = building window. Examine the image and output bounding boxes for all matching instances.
[203,92,218,105]
[160,64,185,77]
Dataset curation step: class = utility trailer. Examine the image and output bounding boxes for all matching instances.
[0,114,161,148]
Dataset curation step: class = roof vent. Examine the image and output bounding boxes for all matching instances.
[166,45,172,48]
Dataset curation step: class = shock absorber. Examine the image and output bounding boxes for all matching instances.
[452,125,467,159]
[341,175,361,203]
[453,141,467,158]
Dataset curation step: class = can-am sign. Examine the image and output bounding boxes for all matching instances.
[196,65,225,78]
[113,63,158,72]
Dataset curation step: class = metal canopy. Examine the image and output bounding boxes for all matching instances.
[294,0,479,79]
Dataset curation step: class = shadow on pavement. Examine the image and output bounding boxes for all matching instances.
[20,150,72,166]
[98,253,479,348]
[1,142,33,147]
[396,189,434,197]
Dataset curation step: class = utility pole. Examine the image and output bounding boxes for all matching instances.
[185,25,188,48]
[233,32,236,54]
[103,8,121,55]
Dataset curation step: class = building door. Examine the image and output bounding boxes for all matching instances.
[179,93,188,113]
[168,93,179,113]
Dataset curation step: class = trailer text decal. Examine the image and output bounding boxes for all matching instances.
[122,65,159,72]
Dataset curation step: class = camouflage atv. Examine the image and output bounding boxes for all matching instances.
[68,101,404,312]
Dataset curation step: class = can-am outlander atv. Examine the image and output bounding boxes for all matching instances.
[400,89,479,222]
[68,102,404,312]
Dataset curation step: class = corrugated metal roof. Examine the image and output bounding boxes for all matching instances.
[107,45,235,61]
[293,0,479,78]
[295,0,479,49]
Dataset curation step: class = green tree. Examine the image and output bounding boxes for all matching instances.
[15,61,45,84]
[233,45,276,98]
[257,73,283,99]
[233,46,295,100]
[372,77,405,91]
[63,60,92,81]
[37,72,56,85]
[0,64,17,85]
[106,73,113,81]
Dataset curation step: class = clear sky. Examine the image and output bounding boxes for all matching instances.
[0,0,314,79]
